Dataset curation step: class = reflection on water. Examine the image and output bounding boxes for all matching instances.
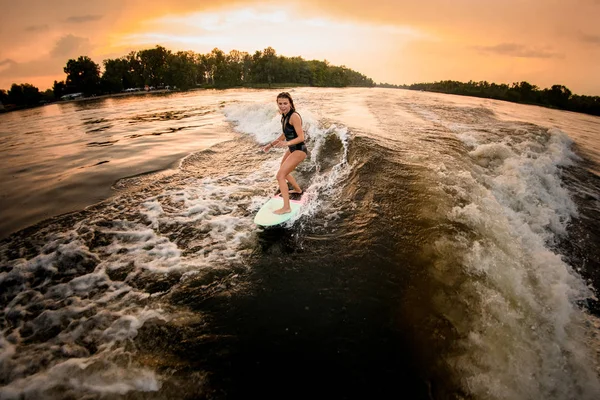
[0,90,253,239]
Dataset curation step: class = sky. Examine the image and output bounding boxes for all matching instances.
[1,0,600,95]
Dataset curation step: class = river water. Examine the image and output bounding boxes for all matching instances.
[1,88,599,399]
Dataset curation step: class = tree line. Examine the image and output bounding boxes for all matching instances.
[378,80,600,117]
[0,46,374,110]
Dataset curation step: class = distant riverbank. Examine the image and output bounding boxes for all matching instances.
[0,89,167,113]
[378,80,600,117]
[0,83,316,114]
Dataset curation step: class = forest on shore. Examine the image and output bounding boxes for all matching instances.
[379,80,600,117]
[0,45,374,111]
[2,45,599,118]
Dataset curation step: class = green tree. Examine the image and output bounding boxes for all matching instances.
[544,84,572,108]
[64,56,100,95]
[8,83,42,106]
[124,51,144,88]
[53,45,375,97]
[512,81,538,103]
[568,94,600,116]
[250,50,263,84]
[195,53,211,86]
[138,45,171,87]
[251,47,277,86]
[242,52,253,84]
[166,51,197,90]
[225,49,246,86]
[41,89,54,102]
[400,80,598,116]
[308,60,328,86]
[101,58,129,93]
[210,48,228,87]
[53,80,67,99]
[262,47,277,86]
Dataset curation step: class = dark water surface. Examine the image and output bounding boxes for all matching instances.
[0,91,232,239]
[1,88,599,399]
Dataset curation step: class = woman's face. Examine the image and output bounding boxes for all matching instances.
[277,97,291,114]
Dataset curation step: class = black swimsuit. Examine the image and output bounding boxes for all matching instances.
[281,111,308,154]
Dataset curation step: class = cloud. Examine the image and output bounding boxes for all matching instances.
[0,59,17,74]
[0,33,97,89]
[580,33,600,45]
[0,59,17,67]
[65,15,103,23]
[50,35,92,58]
[0,56,66,89]
[0,58,49,78]
[474,43,561,59]
[25,24,49,32]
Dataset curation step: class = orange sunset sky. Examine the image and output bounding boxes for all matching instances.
[1,0,600,95]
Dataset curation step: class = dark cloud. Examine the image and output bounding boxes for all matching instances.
[50,35,92,58]
[0,35,93,88]
[0,59,18,76]
[65,15,103,23]
[25,24,49,32]
[474,43,560,59]
[0,57,63,83]
[580,33,600,45]
[0,59,17,67]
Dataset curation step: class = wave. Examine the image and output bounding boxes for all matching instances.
[335,92,600,398]
[423,107,599,398]
[0,97,352,399]
[223,98,352,225]
[2,89,598,399]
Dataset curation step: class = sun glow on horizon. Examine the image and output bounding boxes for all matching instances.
[113,6,429,74]
[2,1,600,95]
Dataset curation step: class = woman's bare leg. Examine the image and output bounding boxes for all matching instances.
[278,150,301,193]
[274,151,307,214]
[286,174,302,193]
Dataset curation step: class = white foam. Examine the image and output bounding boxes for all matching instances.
[440,123,600,398]
[0,333,16,365]
[461,126,578,240]
[102,309,164,344]
[132,176,257,266]
[224,102,282,144]
[223,99,352,225]
[0,220,189,398]
[1,93,353,399]
[0,357,161,399]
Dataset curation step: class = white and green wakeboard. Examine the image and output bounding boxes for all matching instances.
[253,194,306,227]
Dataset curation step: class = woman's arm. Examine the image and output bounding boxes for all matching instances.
[263,133,285,152]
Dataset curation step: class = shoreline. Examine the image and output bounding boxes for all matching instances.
[60,88,175,103]
[0,83,354,114]
[0,89,176,113]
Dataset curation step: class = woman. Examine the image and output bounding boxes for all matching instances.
[262,92,308,215]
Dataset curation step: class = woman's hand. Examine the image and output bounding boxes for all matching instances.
[263,140,282,152]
